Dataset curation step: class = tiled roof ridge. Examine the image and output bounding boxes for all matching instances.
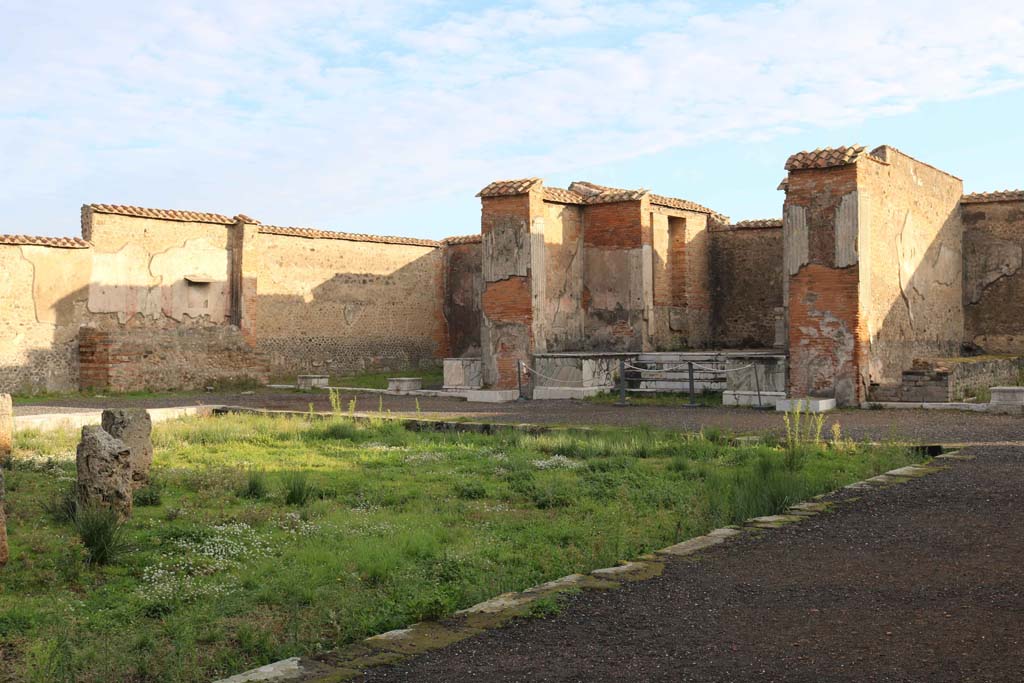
[543,187,586,204]
[732,218,783,228]
[961,189,1024,204]
[477,178,542,198]
[441,234,482,245]
[85,203,235,224]
[784,145,888,171]
[566,181,726,220]
[258,225,440,247]
[0,234,92,248]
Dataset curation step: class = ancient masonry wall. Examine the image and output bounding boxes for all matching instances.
[255,229,447,378]
[709,221,784,347]
[580,200,646,352]
[0,238,92,393]
[961,193,1024,353]
[649,206,712,350]
[442,237,482,359]
[479,191,541,389]
[784,162,866,405]
[858,146,964,389]
[541,200,585,352]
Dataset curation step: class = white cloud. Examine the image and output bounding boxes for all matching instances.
[1,0,1023,236]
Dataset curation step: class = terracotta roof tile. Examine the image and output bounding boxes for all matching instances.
[784,145,885,171]
[258,225,440,248]
[477,178,542,198]
[733,219,783,229]
[777,177,789,191]
[86,204,235,224]
[566,181,726,220]
[441,234,482,245]
[543,187,586,204]
[0,234,91,249]
[961,189,1024,204]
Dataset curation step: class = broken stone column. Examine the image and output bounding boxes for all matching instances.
[76,426,133,520]
[0,393,10,566]
[101,409,153,489]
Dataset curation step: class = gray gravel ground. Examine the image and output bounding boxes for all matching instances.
[14,388,1023,445]
[356,445,1024,682]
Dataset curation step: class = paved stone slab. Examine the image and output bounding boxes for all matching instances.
[656,534,726,557]
[747,514,805,528]
[365,622,482,656]
[214,656,332,682]
[591,561,664,582]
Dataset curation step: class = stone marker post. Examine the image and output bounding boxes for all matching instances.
[101,409,153,489]
[76,426,133,520]
[0,393,12,566]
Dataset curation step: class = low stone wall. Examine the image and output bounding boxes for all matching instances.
[79,327,268,392]
[870,356,1023,402]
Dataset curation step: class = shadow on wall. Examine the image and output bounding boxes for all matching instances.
[255,251,462,379]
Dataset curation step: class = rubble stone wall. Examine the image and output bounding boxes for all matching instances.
[709,223,783,348]
[962,197,1024,353]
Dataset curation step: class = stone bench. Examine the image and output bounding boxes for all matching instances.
[387,377,423,394]
[989,386,1024,414]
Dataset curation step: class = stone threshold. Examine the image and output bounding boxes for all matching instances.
[212,453,958,682]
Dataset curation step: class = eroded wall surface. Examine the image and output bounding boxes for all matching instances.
[443,240,482,358]
[709,224,783,347]
[962,197,1024,353]
[542,201,585,352]
[859,146,964,387]
[649,207,712,350]
[256,233,447,378]
[784,164,865,404]
[581,200,645,351]
[0,244,91,392]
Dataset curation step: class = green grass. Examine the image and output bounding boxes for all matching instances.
[584,389,724,407]
[1,414,921,682]
[326,368,444,390]
[11,379,265,405]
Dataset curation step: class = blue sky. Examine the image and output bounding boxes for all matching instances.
[2,0,1023,239]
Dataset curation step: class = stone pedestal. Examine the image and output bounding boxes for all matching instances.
[989,386,1024,414]
[443,358,483,390]
[387,377,423,394]
[775,397,836,413]
[101,409,153,489]
[297,375,329,390]
[76,426,133,520]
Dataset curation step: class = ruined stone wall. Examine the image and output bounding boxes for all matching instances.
[256,232,447,378]
[443,240,482,358]
[709,223,783,347]
[858,147,964,387]
[649,207,712,350]
[79,211,266,390]
[541,201,585,352]
[0,242,92,393]
[962,196,1024,353]
[580,200,645,351]
[480,192,541,388]
[784,164,866,405]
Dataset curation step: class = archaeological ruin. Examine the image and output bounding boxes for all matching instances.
[1,145,1022,406]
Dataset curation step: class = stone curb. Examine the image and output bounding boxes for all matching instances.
[213,452,958,682]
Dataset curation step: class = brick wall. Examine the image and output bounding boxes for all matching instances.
[962,197,1024,353]
[581,200,645,351]
[709,223,783,347]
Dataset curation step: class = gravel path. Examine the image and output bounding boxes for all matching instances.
[14,389,1023,445]
[356,445,1024,682]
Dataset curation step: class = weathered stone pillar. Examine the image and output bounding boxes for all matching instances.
[477,179,546,390]
[782,147,867,406]
[76,426,133,520]
[231,216,260,347]
[0,393,11,566]
[101,409,153,489]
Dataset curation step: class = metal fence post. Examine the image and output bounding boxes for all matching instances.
[517,359,524,400]
[616,358,628,406]
[688,361,696,405]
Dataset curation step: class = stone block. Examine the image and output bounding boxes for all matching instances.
[443,357,483,390]
[723,390,785,408]
[532,386,609,400]
[296,374,329,390]
[101,409,153,489]
[775,397,836,413]
[990,386,1024,405]
[76,426,133,520]
[465,389,520,403]
[387,377,423,394]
